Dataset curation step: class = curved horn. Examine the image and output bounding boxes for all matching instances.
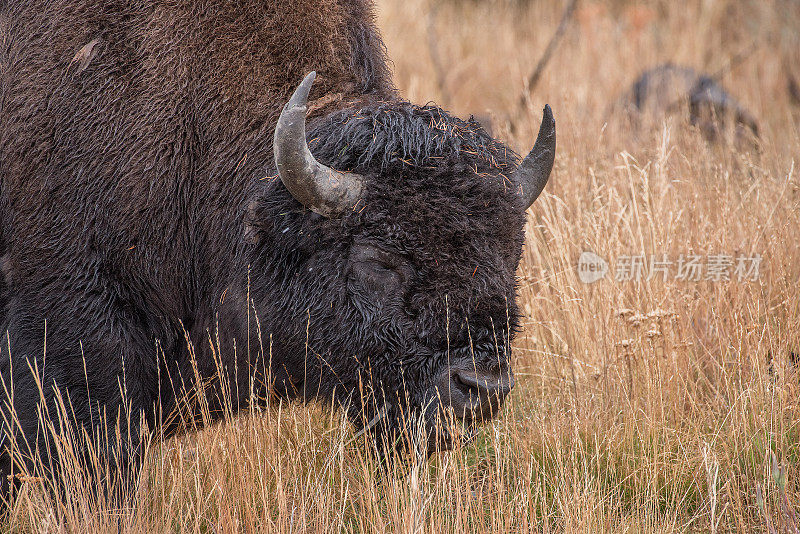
[273,72,363,217]
[514,105,556,209]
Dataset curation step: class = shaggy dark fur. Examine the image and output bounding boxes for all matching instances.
[310,103,516,171]
[0,0,530,495]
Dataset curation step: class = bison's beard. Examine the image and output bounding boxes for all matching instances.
[348,394,483,461]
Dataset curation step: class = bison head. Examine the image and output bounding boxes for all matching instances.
[248,72,554,455]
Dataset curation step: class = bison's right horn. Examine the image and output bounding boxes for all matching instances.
[514,105,556,209]
[273,72,364,218]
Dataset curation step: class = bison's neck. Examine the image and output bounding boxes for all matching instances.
[1,0,395,317]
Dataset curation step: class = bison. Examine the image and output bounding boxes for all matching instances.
[0,0,554,495]
[616,63,759,144]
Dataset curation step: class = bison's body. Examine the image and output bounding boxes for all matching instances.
[0,0,553,493]
[618,63,758,143]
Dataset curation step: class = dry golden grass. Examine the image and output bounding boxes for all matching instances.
[5,0,800,532]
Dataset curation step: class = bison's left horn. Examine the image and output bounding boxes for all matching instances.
[273,72,364,218]
[514,105,556,209]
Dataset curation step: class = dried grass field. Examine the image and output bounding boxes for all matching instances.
[5,0,800,532]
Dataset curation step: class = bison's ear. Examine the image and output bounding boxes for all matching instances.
[273,72,364,218]
[514,105,555,209]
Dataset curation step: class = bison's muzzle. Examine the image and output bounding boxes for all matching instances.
[434,364,515,423]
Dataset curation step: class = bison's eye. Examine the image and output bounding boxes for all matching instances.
[347,244,408,301]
